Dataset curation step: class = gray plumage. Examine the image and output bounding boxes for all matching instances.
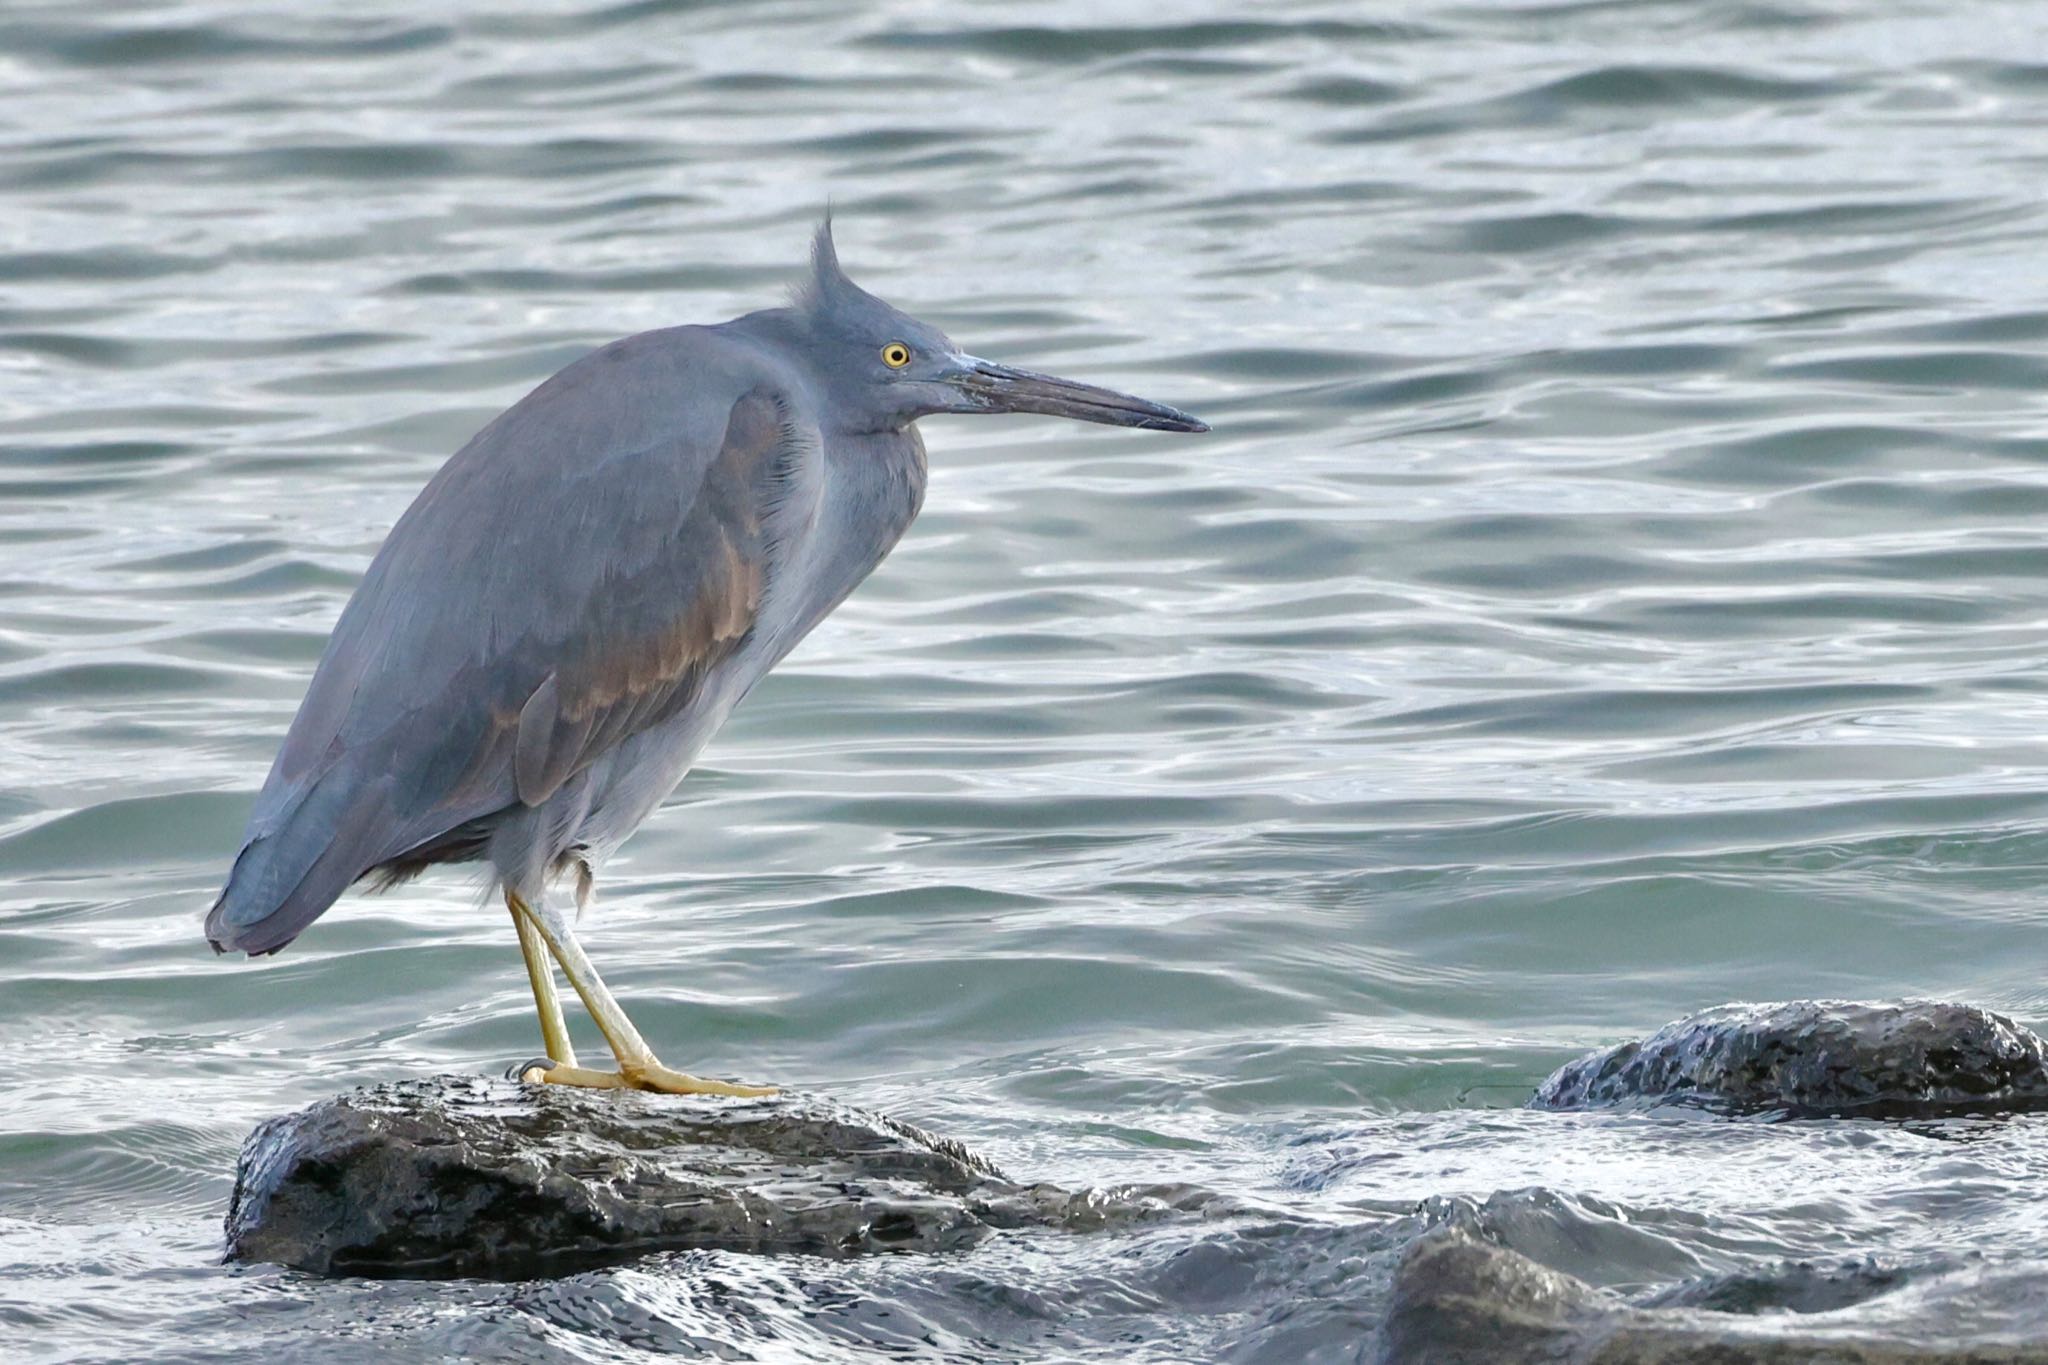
[207,221,1205,958]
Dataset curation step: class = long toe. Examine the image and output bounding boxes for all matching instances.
[525,1061,633,1089]
[621,1060,778,1097]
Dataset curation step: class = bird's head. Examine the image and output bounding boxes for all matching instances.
[791,218,1208,437]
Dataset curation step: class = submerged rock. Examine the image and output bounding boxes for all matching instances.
[1377,1226,2048,1364]
[1530,1000,2048,1119]
[1639,1257,1907,1316]
[226,1074,1208,1279]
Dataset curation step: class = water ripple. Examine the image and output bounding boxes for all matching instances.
[8,0,2048,1358]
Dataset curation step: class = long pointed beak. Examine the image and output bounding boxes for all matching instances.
[943,357,1209,433]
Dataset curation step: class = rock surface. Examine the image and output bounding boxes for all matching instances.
[1377,1225,2048,1364]
[1530,1000,2048,1118]
[226,1074,1210,1279]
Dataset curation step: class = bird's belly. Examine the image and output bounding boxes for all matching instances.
[568,669,750,861]
[565,534,858,866]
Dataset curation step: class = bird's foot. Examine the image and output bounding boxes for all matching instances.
[511,1056,776,1097]
[510,1057,628,1088]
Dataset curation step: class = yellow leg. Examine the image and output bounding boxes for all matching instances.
[509,892,579,1068]
[507,889,776,1098]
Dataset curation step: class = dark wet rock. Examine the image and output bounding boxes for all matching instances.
[1530,1000,2048,1119]
[1377,1224,1596,1362]
[1377,1225,2048,1364]
[226,1074,1215,1279]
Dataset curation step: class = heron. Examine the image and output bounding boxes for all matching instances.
[205,220,1208,1096]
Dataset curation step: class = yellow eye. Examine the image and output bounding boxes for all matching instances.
[881,342,911,369]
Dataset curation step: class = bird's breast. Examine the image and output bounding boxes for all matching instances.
[766,424,926,645]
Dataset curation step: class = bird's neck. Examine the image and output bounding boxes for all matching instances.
[823,424,927,569]
[772,424,921,634]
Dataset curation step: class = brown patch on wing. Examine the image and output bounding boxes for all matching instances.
[510,389,783,807]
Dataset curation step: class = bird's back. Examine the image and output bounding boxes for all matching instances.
[208,323,828,955]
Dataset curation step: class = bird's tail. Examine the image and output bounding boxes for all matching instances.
[205,768,387,957]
